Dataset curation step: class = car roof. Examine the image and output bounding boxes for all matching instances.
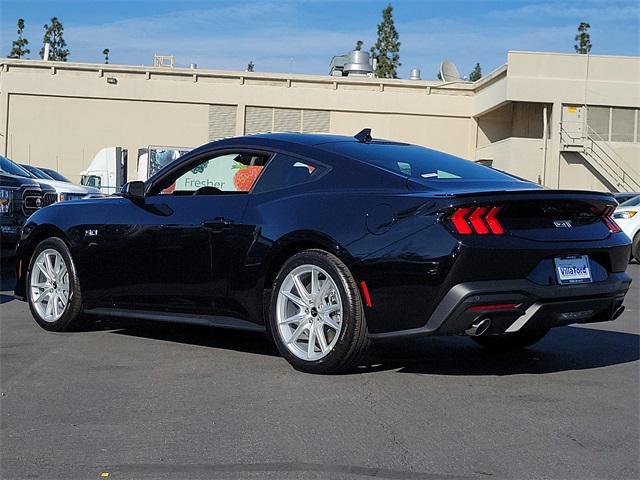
[210,132,407,148]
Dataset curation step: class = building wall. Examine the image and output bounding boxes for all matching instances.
[473,52,640,191]
[6,95,208,181]
[1,51,639,191]
[0,60,475,183]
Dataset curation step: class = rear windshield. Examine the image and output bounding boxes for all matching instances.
[321,142,516,181]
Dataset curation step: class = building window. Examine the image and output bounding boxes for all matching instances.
[587,106,639,143]
[245,107,330,135]
[611,107,635,143]
[587,106,610,140]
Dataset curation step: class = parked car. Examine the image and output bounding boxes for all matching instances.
[17,161,103,201]
[613,192,640,204]
[14,131,632,373]
[613,195,640,262]
[36,167,72,183]
[0,172,47,256]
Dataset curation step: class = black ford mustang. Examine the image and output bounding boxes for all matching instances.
[14,130,632,373]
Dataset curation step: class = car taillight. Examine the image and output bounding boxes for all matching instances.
[601,206,621,233]
[448,206,505,235]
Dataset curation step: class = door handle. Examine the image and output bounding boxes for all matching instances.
[203,217,234,230]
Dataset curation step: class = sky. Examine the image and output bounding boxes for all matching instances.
[1,0,639,80]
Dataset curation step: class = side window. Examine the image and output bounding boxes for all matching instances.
[252,154,323,194]
[153,152,270,195]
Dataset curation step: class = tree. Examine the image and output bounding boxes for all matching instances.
[574,22,592,54]
[354,40,363,51]
[370,3,401,78]
[469,63,482,81]
[40,17,69,61]
[437,72,442,80]
[246,61,255,72]
[9,18,30,59]
[102,48,110,64]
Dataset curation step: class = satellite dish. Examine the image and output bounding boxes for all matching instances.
[439,59,461,82]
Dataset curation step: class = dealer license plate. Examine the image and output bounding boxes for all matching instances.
[554,255,592,285]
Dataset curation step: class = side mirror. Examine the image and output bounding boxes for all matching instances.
[121,181,145,200]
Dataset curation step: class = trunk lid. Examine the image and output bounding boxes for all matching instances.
[423,184,619,242]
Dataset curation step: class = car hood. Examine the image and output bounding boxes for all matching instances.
[32,178,97,194]
[0,173,40,189]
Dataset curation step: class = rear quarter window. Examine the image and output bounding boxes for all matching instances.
[320,142,516,181]
[252,154,323,193]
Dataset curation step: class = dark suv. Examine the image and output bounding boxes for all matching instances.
[1,172,51,257]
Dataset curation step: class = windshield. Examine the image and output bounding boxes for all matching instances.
[620,195,640,207]
[21,164,53,180]
[321,142,519,182]
[41,168,71,182]
[0,156,34,178]
[81,175,101,189]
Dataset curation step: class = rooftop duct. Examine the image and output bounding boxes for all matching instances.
[329,49,375,77]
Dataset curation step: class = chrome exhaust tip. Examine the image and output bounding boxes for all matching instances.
[465,317,492,337]
[611,305,625,320]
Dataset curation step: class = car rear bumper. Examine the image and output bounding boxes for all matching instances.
[368,272,632,339]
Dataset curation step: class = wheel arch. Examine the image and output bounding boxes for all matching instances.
[262,230,353,292]
[15,224,71,299]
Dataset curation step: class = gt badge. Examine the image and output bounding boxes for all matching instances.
[553,220,572,228]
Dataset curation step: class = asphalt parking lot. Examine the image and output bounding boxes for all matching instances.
[1,260,638,480]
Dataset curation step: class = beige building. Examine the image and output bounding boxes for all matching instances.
[1,50,638,192]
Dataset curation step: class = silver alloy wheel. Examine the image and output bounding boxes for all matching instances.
[276,264,343,361]
[30,249,70,323]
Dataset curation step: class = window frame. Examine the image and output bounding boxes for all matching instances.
[146,148,275,196]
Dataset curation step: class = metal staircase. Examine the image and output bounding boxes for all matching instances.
[560,124,640,192]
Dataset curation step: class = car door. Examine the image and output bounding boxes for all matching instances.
[110,150,270,314]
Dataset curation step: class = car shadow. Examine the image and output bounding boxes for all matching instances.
[98,316,639,376]
[93,317,281,358]
[361,326,640,376]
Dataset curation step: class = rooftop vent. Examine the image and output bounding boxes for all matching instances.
[154,54,175,68]
[409,68,421,80]
[329,49,375,77]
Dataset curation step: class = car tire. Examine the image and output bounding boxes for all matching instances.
[269,249,369,374]
[632,233,640,263]
[471,328,550,351]
[26,237,87,332]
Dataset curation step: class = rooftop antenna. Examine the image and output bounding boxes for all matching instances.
[354,128,372,143]
[439,59,461,82]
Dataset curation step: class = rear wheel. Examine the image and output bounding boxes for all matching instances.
[27,238,87,332]
[269,249,369,374]
[471,328,550,351]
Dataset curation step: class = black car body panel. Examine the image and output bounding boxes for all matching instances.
[14,133,632,337]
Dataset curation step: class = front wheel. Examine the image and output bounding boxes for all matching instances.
[268,249,369,374]
[632,233,640,263]
[26,237,87,332]
[471,328,550,351]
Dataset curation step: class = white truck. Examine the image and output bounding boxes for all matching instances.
[80,146,191,194]
[135,146,192,182]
